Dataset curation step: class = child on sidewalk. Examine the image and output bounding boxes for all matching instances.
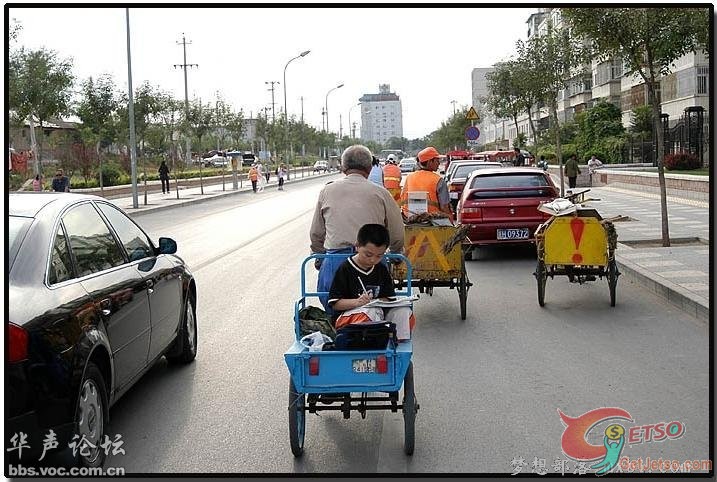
[328,223,415,340]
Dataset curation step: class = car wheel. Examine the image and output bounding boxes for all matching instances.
[74,362,108,468]
[166,295,197,364]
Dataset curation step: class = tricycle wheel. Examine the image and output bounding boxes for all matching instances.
[458,259,468,320]
[402,362,416,456]
[288,378,306,457]
[608,259,619,307]
[535,260,547,307]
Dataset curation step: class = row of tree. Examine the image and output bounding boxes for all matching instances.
[480,7,709,246]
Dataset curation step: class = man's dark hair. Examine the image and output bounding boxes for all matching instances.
[514,147,520,152]
[357,223,390,248]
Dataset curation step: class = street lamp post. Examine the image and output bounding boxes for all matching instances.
[324,83,344,135]
[283,50,310,165]
[325,83,344,158]
[348,102,360,140]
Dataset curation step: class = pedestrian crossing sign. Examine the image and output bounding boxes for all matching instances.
[465,107,480,121]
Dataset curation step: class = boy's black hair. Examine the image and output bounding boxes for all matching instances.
[357,224,389,248]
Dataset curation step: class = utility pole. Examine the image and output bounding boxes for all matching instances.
[339,113,343,139]
[174,33,199,194]
[300,96,304,124]
[450,100,457,116]
[352,122,357,139]
[265,81,279,123]
[125,8,139,208]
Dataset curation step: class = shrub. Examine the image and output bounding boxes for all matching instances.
[537,146,556,161]
[664,152,701,171]
[98,162,125,186]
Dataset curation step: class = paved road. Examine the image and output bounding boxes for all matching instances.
[94,178,709,474]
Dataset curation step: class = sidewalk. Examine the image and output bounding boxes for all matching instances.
[98,170,338,217]
[98,175,709,323]
[588,186,710,323]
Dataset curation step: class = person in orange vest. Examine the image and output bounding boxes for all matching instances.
[248,164,259,193]
[382,155,402,202]
[400,146,453,222]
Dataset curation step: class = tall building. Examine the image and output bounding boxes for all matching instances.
[471,67,496,147]
[359,84,403,144]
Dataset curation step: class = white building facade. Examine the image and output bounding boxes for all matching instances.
[474,8,709,150]
[359,84,404,145]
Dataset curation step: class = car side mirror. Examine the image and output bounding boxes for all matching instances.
[158,237,177,254]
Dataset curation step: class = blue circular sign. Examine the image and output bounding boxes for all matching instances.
[465,126,480,140]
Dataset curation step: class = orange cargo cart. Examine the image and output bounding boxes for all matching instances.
[392,224,472,320]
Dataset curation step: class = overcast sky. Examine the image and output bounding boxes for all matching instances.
[10,5,535,139]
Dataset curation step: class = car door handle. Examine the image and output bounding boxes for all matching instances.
[100,298,112,316]
[146,279,154,294]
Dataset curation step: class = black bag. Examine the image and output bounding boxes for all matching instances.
[334,322,396,350]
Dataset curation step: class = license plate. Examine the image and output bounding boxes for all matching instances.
[497,228,529,240]
[449,192,459,199]
[352,359,376,373]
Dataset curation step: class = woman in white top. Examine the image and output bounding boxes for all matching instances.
[367,156,384,187]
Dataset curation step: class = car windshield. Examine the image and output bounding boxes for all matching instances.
[468,173,553,199]
[9,215,33,269]
[453,164,489,179]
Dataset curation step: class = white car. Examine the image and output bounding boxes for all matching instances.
[398,158,417,173]
[203,154,229,168]
[313,160,328,172]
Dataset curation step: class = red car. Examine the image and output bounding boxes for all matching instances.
[457,167,558,245]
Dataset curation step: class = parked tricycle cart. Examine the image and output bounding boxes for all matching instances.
[533,207,620,307]
[284,253,418,457]
[392,224,472,320]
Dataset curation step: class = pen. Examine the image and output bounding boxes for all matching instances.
[357,276,368,296]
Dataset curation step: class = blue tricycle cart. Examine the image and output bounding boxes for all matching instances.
[284,253,418,457]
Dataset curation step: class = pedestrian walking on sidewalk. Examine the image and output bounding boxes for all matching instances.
[158,161,170,194]
[278,164,287,190]
[587,155,603,187]
[256,162,266,192]
[248,164,259,193]
[564,154,581,189]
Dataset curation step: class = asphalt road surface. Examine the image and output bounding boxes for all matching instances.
[97,177,709,475]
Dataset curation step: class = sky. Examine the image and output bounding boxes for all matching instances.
[9,5,535,140]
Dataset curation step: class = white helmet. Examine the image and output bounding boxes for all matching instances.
[387,154,396,163]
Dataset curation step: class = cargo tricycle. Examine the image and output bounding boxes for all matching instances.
[284,253,418,457]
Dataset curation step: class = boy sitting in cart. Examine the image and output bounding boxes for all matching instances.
[328,223,415,341]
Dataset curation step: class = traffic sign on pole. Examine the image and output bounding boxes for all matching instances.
[465,125,480,141]
[465,106,480,121]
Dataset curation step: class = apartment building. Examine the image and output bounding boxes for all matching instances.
[359,84,404,145]
[475,8,709,149]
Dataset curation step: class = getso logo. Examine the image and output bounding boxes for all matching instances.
[558,407,685,476]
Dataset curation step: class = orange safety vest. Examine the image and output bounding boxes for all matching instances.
[400,170,442,216]
[382,164,401,189]
[383,163,402,202]
[248,168,258,181]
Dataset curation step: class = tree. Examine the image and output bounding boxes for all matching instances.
[225,109,245,151]
[385,136,408,151]
[426,109,472,152]
[517,20,587,194]
[562,7,710,246]
[76,74,119,189]
[9,47,74,172]
[629,105,654,135]
[485,62,525,144]
[574,101,625,161]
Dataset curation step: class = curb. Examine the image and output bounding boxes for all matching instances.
[125,171,338,218]
[615,248,709,323]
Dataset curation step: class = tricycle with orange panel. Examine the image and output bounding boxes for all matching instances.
[392,224,472,320]
[533,207,620,307]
